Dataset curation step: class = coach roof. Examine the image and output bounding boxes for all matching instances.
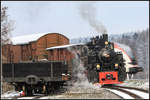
[11,32,69,45]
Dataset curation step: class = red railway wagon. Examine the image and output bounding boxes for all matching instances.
[2,33,69,63]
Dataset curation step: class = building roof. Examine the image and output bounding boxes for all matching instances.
[11,32,68,45]
[46,43,85,50]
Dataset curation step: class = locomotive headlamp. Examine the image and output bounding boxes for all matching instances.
[115,64,119,67]
[96,64,100,69]
[105,41,108,45]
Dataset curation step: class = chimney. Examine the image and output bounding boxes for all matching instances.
[103,34,108,41]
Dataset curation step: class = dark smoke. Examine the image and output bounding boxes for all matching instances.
[79,2,107,34]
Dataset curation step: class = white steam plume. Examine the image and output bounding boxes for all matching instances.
[67,46,101,89]
[79,2,107,34]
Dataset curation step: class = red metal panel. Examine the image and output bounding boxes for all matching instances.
[99,71,123,85]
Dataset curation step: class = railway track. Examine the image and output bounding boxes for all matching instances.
[2,85,149,99]
[103,85,149,99]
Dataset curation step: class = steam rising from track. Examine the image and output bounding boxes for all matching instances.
[79,2,107,34]
[67,46,101,89]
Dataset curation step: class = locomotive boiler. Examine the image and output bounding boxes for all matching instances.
[83,34,127,85]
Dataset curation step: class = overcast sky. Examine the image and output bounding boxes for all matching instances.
[2,1,149,39]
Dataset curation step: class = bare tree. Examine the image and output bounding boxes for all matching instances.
[1,6,15,93]
[1,6,14,45]
[134,29,149,79]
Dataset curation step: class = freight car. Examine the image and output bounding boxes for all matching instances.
[81,34,126,85]
[2,61,70,96]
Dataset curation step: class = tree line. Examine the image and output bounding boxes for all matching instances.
[110,29,149,79]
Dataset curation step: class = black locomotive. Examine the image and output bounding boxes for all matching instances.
[83,34,127,85]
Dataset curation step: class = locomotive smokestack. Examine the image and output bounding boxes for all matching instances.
[103,34,108,41]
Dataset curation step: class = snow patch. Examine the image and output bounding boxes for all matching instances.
[119,79,149,90]
[11,32,49,45]
[121,88,149,99]
[11,32,68,45]
[106,89,134,99]
[1,91,20,99]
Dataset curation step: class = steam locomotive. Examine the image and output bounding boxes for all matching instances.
[83,34,126,85]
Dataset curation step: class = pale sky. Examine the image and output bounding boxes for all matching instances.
[2,1,149,39]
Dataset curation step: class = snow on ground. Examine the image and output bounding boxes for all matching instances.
[41,86,121,99]
[17,97,36,99]
[137,81,149,90]
[118,79,149,91]
[122,88,149,99]
[1,90,20,99]
[1,86,121,99]
[106,88,134,99]
[105,79,149,99]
